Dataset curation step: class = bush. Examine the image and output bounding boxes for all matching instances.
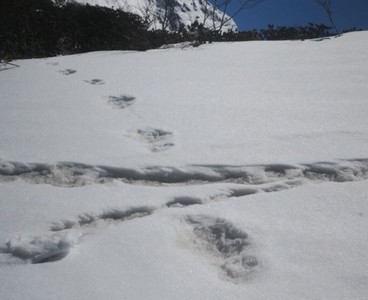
[0,0,152,59]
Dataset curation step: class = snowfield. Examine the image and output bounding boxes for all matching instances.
[0,32,368,299]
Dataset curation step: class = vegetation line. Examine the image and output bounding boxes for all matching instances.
[0,0,360,61]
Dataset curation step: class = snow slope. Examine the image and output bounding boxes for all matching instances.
[58,0,238,31]
[0,32,368,299]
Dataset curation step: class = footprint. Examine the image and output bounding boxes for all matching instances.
[137,127,174,152]
[186,215,258,281]
[59,69,77,75]
[84,79,105,85]
[137,128,172,142]
[1,230,81,264]
[108,95,136,109]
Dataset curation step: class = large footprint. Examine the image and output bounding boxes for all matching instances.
[108,95,136,109]
[136,127,174,152]
[59,69,77,75]
[186,215,259,281]
[1,230,81,264]
[84,78,105,85]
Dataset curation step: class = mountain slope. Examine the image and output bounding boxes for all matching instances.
[58,0,237,31]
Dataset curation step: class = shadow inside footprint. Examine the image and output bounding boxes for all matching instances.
[99,206,154,221]
[228,188,258,197]
[59,69,77,75]
[108,95,136,108]
[85,79,105,85]
[32,249,70,264]
[136,127,174,152]
[137,128,172,142]
[167,197,202,208]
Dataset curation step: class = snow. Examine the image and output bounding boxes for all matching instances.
[58,0,238,32]
[0,32,368,299]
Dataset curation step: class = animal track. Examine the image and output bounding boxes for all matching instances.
[51,206,155,232]
[137,127,174,152]
[108,95,136,109]
[0,206,155,264]
[3,200,252,265]
[1,230,81,264]
[84,79,105,85]
[186,215,258,281]
[59,69,77,75]
[137,128,172,143]
[1,155,364,266]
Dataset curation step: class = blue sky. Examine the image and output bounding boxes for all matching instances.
[222,0,368,31]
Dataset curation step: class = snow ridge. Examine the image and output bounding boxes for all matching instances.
[1,159,367,187]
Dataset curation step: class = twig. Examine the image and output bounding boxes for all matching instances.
[0,61,20,71]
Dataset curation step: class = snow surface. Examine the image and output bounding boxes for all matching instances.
[0,32,368,299]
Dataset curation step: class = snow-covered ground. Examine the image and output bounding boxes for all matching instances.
[0,32,367,299]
